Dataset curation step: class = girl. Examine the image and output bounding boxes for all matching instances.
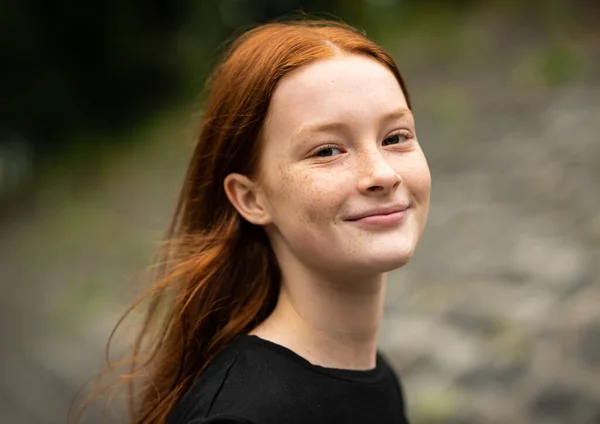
[91,18,430,424]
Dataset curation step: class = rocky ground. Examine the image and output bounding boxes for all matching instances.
[1,9,599,424]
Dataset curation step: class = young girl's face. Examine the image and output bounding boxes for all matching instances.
[257,54,431,279]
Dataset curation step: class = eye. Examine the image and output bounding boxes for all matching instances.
[382,132,411,146]
[314,145,343,157]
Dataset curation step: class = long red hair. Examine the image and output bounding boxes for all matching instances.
[73,18,411,424]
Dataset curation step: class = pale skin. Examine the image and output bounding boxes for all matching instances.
[224,53,431,371]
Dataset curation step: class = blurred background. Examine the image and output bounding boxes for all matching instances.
[1,0,599,423]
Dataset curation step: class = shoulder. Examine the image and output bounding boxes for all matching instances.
[377,350,408,401]
[166,341,243,424]
[167,336,303,424]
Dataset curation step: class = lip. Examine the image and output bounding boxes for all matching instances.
[344,204,410,222]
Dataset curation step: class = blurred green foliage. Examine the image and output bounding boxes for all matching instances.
[0,0,358,157]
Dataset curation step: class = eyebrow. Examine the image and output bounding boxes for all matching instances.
[291,107,413,141]
[380,107,412,124]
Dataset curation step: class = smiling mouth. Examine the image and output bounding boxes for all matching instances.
[344,205,410,228]
[345,204,410,221]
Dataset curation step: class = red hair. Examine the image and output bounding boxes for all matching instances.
[72,18,410,424]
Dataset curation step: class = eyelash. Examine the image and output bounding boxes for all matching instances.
[383,130,412,146]
[314,143,341,157]
[312,130,412,157]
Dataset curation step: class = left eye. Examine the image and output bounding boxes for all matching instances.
[315,146,343,157]
[382,133,409,146]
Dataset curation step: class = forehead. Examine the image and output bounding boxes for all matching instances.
[265,54,408,136]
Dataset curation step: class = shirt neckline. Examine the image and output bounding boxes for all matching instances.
[235,334,389,384]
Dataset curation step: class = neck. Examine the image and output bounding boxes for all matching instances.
[250,268,386,370]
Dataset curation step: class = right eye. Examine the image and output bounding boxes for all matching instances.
[314,145,343,157]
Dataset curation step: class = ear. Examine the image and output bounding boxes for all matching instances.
[224,173,272,226]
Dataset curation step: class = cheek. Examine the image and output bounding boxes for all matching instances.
[402,153,431,200]
[271,168,345,224]
[402,154,431,238]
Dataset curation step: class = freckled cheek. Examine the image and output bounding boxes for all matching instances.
[274,172,343,224]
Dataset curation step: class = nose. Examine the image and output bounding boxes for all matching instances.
[356,149,401,194]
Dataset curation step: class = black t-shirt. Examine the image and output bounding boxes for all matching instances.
[166,335,410,424]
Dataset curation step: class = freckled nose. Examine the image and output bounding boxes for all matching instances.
[357,151,401,193]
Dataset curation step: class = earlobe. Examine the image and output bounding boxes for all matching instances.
[224,173,272,225]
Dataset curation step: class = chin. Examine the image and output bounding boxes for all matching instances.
[373,254,413,273]
[351,247,416,275]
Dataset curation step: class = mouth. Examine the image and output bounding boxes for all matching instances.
[344,204,410,221]
[344,204,410,228]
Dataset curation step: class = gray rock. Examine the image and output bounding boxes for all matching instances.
[444,308,504,338]
[456,363,527,390]
[577,323,600,367]
[529,383,600,423]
